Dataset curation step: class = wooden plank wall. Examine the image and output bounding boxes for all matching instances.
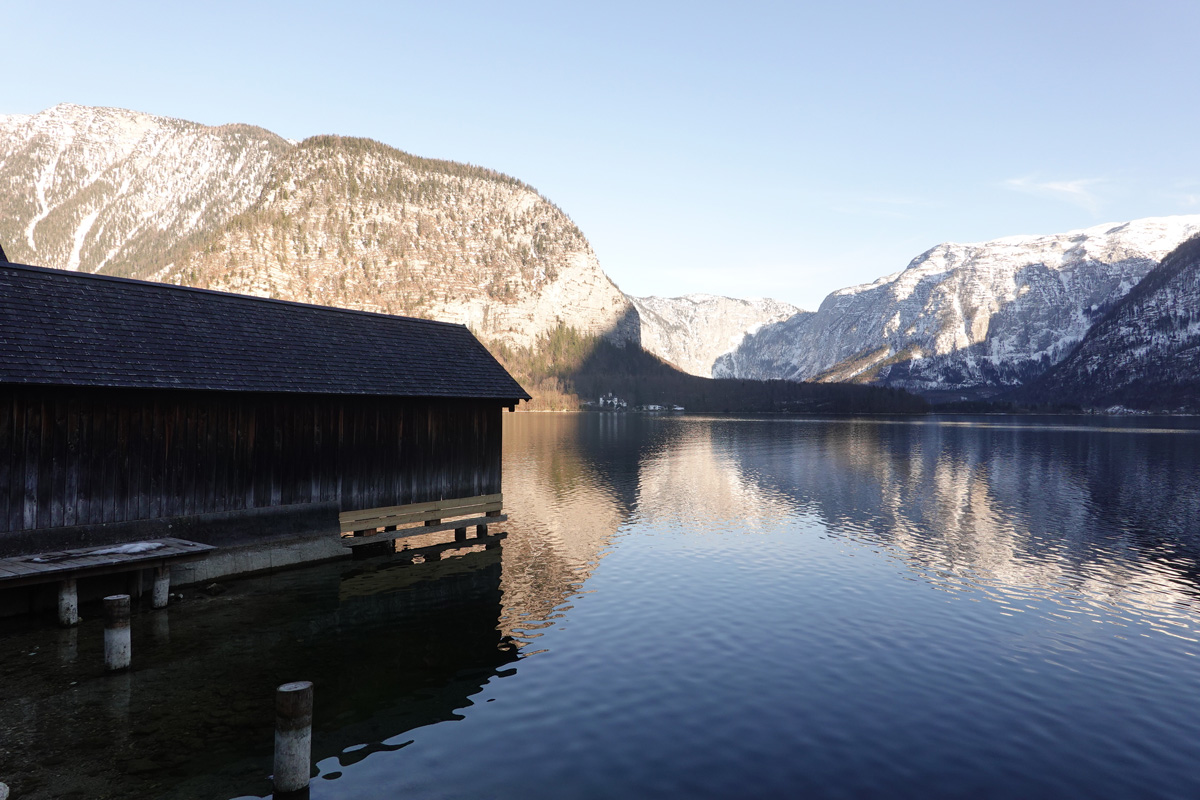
[0,387,502,534]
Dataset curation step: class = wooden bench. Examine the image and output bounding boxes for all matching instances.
[0,537,215,624]
[339,493,506,549]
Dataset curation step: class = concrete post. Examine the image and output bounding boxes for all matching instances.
[103,594,132,671]
[274,681,313,796]
[152,565,170,609]
[58,578,79,626]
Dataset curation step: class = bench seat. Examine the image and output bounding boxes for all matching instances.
[339,494,505,548]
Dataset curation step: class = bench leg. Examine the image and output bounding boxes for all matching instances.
[152,565,170,610]
[58,578,79,627]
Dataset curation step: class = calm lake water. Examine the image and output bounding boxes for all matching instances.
[4,413,1200,799]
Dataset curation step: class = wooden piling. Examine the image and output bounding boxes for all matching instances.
[103,594,131,671]
[58,578,79,626]
[152,565,170,609]
[454,526,467,542]
[274,681,314,795]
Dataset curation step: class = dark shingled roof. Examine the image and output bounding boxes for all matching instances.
[0,262,530,401]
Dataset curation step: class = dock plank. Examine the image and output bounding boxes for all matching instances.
[0,538,214,588]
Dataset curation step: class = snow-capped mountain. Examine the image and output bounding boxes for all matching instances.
[0,104,634,351]
[0,104,805,376]
[1027,234,1200,411]
[628,294,800,377]
[715,216,1200,396]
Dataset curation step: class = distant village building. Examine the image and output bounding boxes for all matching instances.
[0,261,529,578]
[598,393,627,410]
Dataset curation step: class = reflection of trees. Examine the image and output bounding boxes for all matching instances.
[727,418,1200,614]
[500,414,643,640]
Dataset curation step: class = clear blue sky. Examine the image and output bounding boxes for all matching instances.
[6,0,1200,310]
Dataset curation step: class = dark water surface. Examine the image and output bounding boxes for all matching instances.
[4,413,1200,799]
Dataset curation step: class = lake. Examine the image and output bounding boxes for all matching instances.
[3,413,1200,799]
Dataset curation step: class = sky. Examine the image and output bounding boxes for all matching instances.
[5,0,1200,310]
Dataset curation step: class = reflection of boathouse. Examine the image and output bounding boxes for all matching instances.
[0,261,529,577]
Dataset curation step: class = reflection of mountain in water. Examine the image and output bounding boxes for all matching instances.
[725,417,1200,614]
[633,418,793,531]
[498,415,797,640]
[0,549,516,800]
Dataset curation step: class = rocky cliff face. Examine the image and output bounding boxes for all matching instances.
[715,216,1200,396]
[628,294,800,377]
[154,135,636,349]
[0,104,634,351]
[1027,235,1200,410]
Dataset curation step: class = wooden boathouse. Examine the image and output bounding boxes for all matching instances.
[0,260,528,610]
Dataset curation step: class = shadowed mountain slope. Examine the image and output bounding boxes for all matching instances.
[1022,235,1200,411]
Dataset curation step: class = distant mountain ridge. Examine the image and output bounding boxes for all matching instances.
[0,104,792,380]
[0,104,635,352]
[628,294,800,377]
[8,104,1198,410]
[715,215,1200,400]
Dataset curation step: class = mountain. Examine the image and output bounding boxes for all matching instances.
[1025,234,1200,411]
[715,216,1200,397]
[628,294,800,377]
[0,105,287,275]
[0,104,635,351]
[0,104,814,397]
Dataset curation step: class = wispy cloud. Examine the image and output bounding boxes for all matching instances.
[1178,194,1200,208]
[829,194,936,220]
[1003,176,1107,213]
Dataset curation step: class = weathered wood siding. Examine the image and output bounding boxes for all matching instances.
[0,386,502,534]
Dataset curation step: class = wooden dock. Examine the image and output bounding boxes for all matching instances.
[0,538,214,590]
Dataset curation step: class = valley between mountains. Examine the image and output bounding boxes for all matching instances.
[3,104,1199,411]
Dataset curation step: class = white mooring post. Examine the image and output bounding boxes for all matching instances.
[274,681,314,796]
[152,565,170,609]
[103,594,132,671]
[58,578,79,626]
